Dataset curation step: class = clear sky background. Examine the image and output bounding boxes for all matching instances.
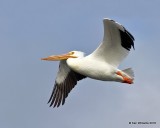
[1,0,160,128]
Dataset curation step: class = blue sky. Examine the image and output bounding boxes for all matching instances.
[1,0,160,128]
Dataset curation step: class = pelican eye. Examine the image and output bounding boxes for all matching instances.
[69,51,74,55]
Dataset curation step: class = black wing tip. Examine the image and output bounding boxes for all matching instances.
[48,97,66,108]
[47,81,70,108]
[48,98,62,108]
[119,28,135,51]
[47,70,86,108]
[104,18,135,51]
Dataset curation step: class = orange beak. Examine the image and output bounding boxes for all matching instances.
[41,52,77,61]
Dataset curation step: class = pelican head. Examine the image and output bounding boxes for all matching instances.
[41,51,84,61]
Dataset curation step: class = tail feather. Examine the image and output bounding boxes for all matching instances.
[122,68,134,79]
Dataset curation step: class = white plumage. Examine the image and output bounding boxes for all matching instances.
[42,18,135,107]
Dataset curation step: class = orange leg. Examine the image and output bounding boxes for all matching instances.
[116,71,133,84]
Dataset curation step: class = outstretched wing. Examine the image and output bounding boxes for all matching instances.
[48,60,86,107]
[90,18,135,67]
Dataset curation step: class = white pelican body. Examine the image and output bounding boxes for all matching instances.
[42,18,135,107]
[67,55,121,82]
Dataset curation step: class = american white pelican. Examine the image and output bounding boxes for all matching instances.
[42,18,135,107]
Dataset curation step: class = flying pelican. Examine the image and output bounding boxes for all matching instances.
[41,18,135,107]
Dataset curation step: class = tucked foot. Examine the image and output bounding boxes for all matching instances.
[122,77,133,84]
[116,71,133,84]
